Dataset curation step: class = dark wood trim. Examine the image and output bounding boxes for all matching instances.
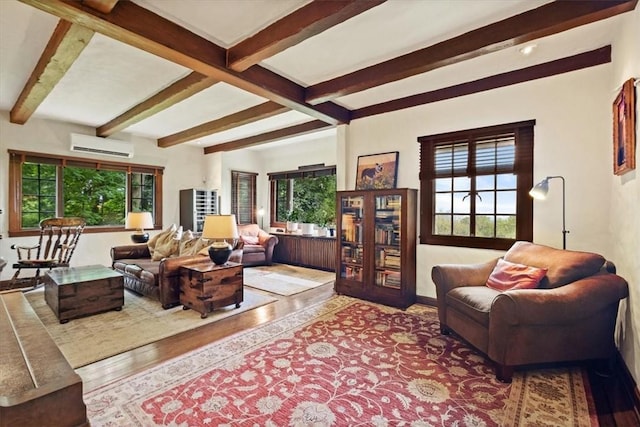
[305,1,635,104]
[20,0,350,126]
[97,72,218,137]
[227,0,385,71]
[158,102,289,148]
[353,46,611,119]
[204,120,332,154]
[415,294,436,307]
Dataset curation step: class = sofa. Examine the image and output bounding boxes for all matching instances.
[432,241,629,382]
[111,225,242,308]
[237,224,278,266]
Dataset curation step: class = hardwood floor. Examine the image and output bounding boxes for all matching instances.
[77,282,637,426]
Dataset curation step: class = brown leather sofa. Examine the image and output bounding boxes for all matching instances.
[432,241,629,382]
[237,224,278,266]
[111,244,242,309]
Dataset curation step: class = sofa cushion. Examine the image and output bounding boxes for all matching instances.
[148,224,177,257]
[242,244,265,255]
[179,230,203,256]
[241,235,260,245]
[446,286,500,327]
[486,258,547,292]
[503,241,605,289]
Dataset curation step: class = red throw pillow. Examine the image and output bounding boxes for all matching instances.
[486,258,548,292]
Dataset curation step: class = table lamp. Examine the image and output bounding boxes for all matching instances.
[125,212,154,243]
[202,214,239,265]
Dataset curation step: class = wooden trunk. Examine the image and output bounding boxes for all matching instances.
[44,265,124,323]
[180,262,243,318]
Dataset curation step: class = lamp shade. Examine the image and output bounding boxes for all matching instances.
[528,178,549,200]
[125,212,154,230]
[201,214,239,240]
[125,212,154,243]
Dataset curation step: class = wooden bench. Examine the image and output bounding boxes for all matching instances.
[0,290,87,427]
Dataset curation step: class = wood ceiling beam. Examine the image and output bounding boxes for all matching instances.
[158,101,289,148]
[97,72,218,137]
[9,20,94,124]
[204,120,332,154]
[20,0,351,126]
[227,0,386,72]
[352,46,612,120]
[10,0,119,125]
[82,0,118,14]
[305,0,638,104]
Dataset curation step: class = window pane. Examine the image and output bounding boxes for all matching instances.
[496,215,516,238]
[434,193,451,214]
[475,215,495,237]
[452,192,470,214]
[476,175,494,191]
[434,214,451,235]
[434,177,451,191]
[476,192,495,214]
[453,177,470,191]
[21,163,56,228]
[453,215,470,236]
[497,173,516,189]
[63,167,126,226]
[497,191,516,214]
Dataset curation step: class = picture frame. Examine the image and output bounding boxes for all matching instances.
[355,151,399,190]
[613,78,636,175]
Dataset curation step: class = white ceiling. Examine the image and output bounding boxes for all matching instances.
[0,0,631,151]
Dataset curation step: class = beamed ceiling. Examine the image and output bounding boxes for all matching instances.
[0,0,637,153]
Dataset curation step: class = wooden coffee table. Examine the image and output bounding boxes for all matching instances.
[43,264,124,323]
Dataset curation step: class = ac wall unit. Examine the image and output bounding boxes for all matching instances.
[70,133,134,158]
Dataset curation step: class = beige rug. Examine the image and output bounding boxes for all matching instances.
[244,263,334,296]
[25,288,276,368]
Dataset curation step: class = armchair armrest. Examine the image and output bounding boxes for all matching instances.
[110,244,151,261]
[431,259,498,295]
[491,272,629,326]
[257,231,278,248]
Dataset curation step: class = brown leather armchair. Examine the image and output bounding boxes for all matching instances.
[237,224,278,266]
[432,241,629,382]
[111,243,242,308]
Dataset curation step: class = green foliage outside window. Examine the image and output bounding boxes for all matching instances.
[62,167,126,226]
[275,174,336,226]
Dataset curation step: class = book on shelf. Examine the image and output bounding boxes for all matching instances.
[375,270,402,289]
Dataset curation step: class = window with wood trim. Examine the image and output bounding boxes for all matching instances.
[268,165,336,228]
[8,150,163,237]
[418,121,534,250]
[231,170,257,225]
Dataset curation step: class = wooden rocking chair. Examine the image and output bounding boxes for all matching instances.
[10,217,86,290]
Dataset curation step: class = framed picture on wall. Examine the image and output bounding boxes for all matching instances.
[355,151,399,190]
[613,78,636,175]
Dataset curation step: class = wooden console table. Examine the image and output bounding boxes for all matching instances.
[272,233,336,272]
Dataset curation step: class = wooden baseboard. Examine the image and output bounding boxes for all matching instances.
[416,294,437,307]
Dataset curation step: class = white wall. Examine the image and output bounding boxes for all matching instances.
[346,65,616,298]
[610,7,640,385]
[0,112,209,280]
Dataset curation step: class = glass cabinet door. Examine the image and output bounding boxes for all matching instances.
[374,194,402,288]
[339,195,364,282]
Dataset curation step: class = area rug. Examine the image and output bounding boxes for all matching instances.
[83,296,597,426]
[244,263,334,296]
[25,288,277,368]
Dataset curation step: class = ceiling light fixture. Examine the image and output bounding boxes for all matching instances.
[519,44,537,56]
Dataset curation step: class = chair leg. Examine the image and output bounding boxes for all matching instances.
[496,364,514,383]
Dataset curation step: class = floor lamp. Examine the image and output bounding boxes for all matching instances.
[529,175,569,249]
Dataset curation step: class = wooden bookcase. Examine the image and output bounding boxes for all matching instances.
[335,188,417,308]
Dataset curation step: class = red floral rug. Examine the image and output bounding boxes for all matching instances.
[84,296,597,426]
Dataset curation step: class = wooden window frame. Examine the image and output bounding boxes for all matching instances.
[268,165,336,229]
[418,121,534,250]
[8,150,163,237]
[231,170,258,225]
